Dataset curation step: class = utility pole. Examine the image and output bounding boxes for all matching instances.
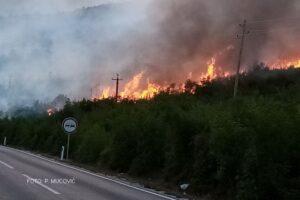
[112,74,122,101]
[234,19,249,97]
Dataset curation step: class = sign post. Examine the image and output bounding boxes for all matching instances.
[62,117,78,160]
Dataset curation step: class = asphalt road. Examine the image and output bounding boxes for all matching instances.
[0,146,178,200]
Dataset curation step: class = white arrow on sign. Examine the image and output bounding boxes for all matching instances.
[62,118,78,134]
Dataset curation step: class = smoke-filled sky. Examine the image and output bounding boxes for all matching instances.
[0,0,122,14]
[1,0,300,112]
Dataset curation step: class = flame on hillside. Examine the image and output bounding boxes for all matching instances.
[92,55,300,101]
[47,108,55,116]
[268,59,300,69]
[92,56,226,100]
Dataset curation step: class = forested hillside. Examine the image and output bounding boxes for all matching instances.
[1,67,300,200]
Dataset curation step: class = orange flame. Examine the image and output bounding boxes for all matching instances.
[93,56,300,101]
[101,87,111,99]
[94,57,224,100]
[197,57,219,81]
[269,59,300,69]
[139,81,161,99]
[120,71,144,98]
[120,72,163,99]
[206,57,216,79]
[47,108,54,116]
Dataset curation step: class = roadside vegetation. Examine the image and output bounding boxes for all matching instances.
[1,65,300,200]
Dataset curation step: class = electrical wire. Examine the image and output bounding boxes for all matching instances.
[248,15,300,24]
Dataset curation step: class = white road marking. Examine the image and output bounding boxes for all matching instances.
[0,160,14,169]
[1,146,177,200]
[22,174,60,195]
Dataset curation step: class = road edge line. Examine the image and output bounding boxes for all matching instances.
[2,146,177,200]
[0,160,14,169]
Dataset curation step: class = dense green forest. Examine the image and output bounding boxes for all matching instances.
[1,66,300,200]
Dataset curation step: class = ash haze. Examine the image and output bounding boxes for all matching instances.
[0,0,300,113]
[0,0,123,14]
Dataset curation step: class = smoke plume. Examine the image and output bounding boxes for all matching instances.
[0,0,300,111]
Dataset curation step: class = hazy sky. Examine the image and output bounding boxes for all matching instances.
[1,0,299,112]
[0,0,124,14]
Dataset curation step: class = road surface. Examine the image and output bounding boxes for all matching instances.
[0,146,178,200]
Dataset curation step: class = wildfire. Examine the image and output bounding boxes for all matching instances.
[139,82,161,99]
[95,57,221,100]
[93,56,300,101]
[269,59,300,69]
[47,108,55,116]
[120,71,145,98]
[203,57,216,80]
[119,72,163,99]
[101,87,111,99]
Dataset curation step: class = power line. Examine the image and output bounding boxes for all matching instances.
[249,26,300,34]
[248,15,300,24]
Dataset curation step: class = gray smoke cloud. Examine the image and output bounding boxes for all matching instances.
[0,0,120,14]
[0,0,300,111]
[141,0,300,80]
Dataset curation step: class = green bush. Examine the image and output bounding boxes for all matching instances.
[1,69,300,199]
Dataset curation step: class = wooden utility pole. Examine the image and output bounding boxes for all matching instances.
[112,74,122,101]
[234,20,249,97]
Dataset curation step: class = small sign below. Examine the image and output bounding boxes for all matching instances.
[62,117,78,134]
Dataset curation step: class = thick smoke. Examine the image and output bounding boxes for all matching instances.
[0,0,300,111]
[140,0,300,81]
